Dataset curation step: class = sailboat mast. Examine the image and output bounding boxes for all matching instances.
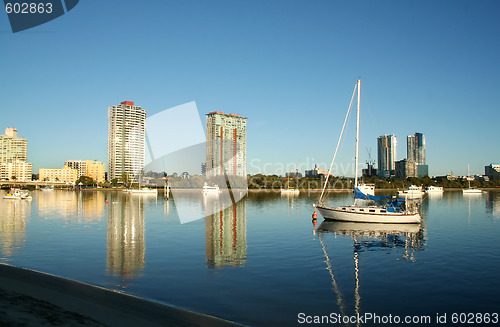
[354,80,361,189]
[468,163,471,188]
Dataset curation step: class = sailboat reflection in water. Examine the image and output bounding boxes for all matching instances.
[315,221,425,323]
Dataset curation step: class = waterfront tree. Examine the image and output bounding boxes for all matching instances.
[76,176,95,186]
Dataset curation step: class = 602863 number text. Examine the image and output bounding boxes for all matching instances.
[5,2,53,14]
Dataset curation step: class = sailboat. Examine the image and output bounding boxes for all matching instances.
[463,164,482,194]
[313,80,421,224]
[124,172,157,195]
[280,168,300,195]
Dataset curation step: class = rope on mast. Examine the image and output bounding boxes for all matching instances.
[318,82,358,203]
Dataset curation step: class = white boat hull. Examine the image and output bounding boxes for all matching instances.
[315,204,421,224]
[398,191,425,197]
[3,194,21,200]
[425,187,443,194]
[202,186,221,195]
[463,189,482,194]
[125,189,158,195]
[280,189,299,195]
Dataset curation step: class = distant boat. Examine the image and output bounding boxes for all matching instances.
[3,188,31,200]
[357,183,375,196]
[425,186,443,197]
[425,186,443,193]
[125,188,158,195]
[463,188,482,194]
[280,188,300,195]
[398,185,425,198]
[281,167,300,195]
[202,182,220,195]
[3,188,22,199]
[40,185,54,191]
[314,80,421,224]
[21,191,32,200]
[463,164,482,194]
[123,173,158,195]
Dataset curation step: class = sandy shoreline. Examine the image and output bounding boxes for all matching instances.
[0,263,244,327]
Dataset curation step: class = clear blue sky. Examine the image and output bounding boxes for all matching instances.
[1,0,499,177]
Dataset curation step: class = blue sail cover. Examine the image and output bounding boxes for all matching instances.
[354,188,392,201]
[386,199,405,212]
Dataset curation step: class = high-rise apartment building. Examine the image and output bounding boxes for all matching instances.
[407,132,426,165]
[107,101,146,182]
[206,111,247,177]
[0,128,32,181]
[65,160,105,183]
[377,134,397,178]
[0,128,27,163]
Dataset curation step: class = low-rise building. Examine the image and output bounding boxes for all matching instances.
[0,160,32,181]
[305,164,332,178]
[39,166,78,183]
[395,159,418,179]
[485,163,500,181]
[65,160,105,183]
[362,163,377,177]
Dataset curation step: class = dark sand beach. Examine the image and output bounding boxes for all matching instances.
[0,263,243,327]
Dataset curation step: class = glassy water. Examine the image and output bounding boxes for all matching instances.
[1,189,499,326]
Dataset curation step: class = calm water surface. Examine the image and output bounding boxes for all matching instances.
[1,189,499,326]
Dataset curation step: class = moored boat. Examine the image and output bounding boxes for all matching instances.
[425,186,443,193]
[280,188,299,195]
[398,185,425,198]
[124,188,158,195]
[463,164,482,194]
[3,188,31,200]
[314,80,421,224]
[202,183,221,195]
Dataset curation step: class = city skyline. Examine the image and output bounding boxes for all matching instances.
[1,1,499,176]
[0,121,496,180]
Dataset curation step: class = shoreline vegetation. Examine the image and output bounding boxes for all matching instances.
[2,174,498,191]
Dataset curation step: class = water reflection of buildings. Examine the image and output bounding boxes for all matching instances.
[205,195,247,269]
[38,190,105,221]
[0,198,30,256]
[106,193,146,279]
[485,191,500,219]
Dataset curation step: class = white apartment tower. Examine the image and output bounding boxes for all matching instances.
[0,128,32,181]
[107,101,146,182]
[206,111,247,177]
[0,128,27,163]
